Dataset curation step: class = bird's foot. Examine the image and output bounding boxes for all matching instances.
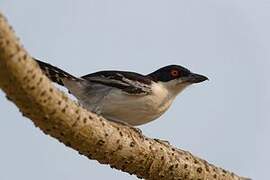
[154,138,170,146]
[111,120,143,135]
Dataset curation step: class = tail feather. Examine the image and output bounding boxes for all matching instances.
[35,58,79,86]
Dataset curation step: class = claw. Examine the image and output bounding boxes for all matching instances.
[111,120,143,136]
[154,138,170,146]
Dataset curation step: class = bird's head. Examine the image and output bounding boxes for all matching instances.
[148,65,208,95]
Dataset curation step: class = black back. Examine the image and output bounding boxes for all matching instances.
[82,71,152,85]
[82,71,152,95]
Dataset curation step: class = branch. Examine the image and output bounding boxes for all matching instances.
[0,12,249,180]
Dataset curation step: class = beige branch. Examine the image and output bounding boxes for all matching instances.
[0,13,250,180]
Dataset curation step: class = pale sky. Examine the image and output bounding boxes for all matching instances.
[0,1,269,180]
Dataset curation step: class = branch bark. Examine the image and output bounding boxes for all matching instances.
[0,12,249,180]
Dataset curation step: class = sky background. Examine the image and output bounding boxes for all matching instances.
[0,1,269,180]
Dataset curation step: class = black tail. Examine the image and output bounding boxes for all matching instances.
[35,58,79,86]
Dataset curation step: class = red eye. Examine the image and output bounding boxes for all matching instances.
[170,69,179,77]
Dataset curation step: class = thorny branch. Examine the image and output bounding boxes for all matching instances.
[0,13,250,180]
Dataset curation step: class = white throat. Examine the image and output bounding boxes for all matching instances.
[157,80,190,97]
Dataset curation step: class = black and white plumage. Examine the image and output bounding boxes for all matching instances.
[82,71,152,95]
[36,58,208,126]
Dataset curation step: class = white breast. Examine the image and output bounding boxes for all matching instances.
[100,82,176,126]
[64,79,180,126]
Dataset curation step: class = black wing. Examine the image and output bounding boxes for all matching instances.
[81,71,153,95]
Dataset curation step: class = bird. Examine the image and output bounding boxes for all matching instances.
[35,58,208,126]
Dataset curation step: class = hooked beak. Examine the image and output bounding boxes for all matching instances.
[185,73,209,83]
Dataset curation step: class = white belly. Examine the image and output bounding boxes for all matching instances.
[65,80,176,126]
[100,84,175,126]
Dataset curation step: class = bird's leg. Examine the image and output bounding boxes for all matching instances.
[109,119,143,135]
[154,138,170,146]
[118,121,143,135]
